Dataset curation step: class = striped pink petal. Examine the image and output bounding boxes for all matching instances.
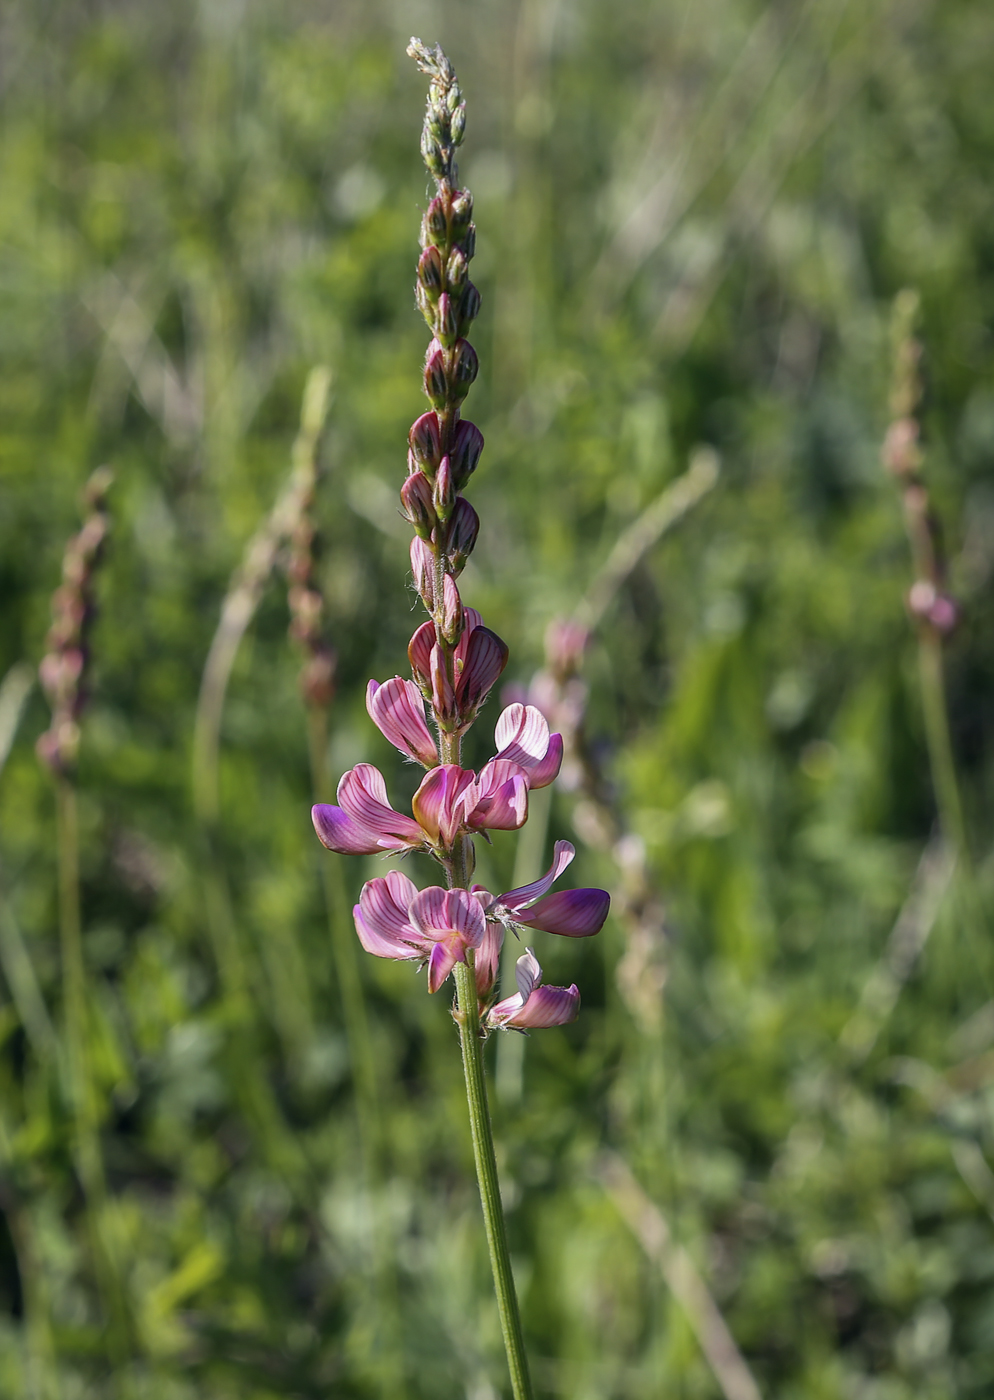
[353,871,423,959]
[455,625,509,716]
[312,803,386,855]
[494,704,564,788]
[367,677,438,768]
[336,764,425,850]
[496,840,576,913]
[486,948,580,1029]
[462,759,529,832]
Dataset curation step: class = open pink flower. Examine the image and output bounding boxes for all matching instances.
[411,761,529,846]
[312,764,425,855]
[485,949,579,1031]
[353,873,485,992]
[367,677,439,768]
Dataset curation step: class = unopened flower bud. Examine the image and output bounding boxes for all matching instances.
[431,644,458,729]
[446,248,469,288]
[449,419,484,490]
[423,340,448,408]
[418,245,444,300]
[409,411,443,476]
[433,457,456,523]
[450,102,466,146]
[300,646,337,709]
[457,282,481,337]
[450,190,473,238]
[450,340,478,402]
[401,471,437,539]
[411,537,436,609]
[462,224,476,260]
[416,282,435,330]
[424,196,448,244]
[441,573,464,645]
[408,620,435,696]
[421,130,445,180]
[446,497,480,573]
[436,292,458,346]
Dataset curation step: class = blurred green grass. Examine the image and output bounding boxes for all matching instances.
[0,0,993,1395]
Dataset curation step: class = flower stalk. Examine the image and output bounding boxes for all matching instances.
[310,41,610,1397]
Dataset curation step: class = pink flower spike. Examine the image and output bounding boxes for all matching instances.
[486,948,580,1030]
[412,764,475,846]
[367,677,438,768]
[353,871,423,959]
[494,703,564,789]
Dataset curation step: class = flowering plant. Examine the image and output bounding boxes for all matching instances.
[311,40,609,1399]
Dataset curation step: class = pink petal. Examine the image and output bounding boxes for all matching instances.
[494,704,563,788]
[430,644,456,725]
[516,887,610,937]
[355,870,422,956]
[312,804,386,855]
[411,537,436,608]
[463,764,529,832]
[410,886,485,947]
[408,621,435,689]
[503,983,580,1029]
[513,948,542,1001]
[475,919,504,996]
[411,764,475,845]
[336,764,425,849]
[426,935,462,993]
[497,840,576,913]
[366,677,438,768]
[455,626,508,715]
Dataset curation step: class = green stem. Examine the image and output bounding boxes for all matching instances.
[56,779,130,1367]
[452,959,534,1400]
[917,630,967,860]
[308,708,407,1398]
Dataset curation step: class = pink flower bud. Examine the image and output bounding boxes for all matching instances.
[907,580,958,634]
[456,282,481,337]
[401,472,437,540]
[424,195,448,242]
[411,537,436,609]
[408,621,435,695]
[441,573,464,645]
[423,340,448,408]
[431,644,457,728]
[449,340,478,402]
[418,245,444,299]
[882,418,920,478]
[436,292,458,346]
[446,248,469,287]
[446,497,480,574]
[450,189,473,236]
[449,420,484,490]
[409,411,442,476]
[433,457,456,523]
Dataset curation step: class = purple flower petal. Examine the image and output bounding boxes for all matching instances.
[474,918,504,996]
[515,887,610,937]
[312,803,386,855]
[504,982,580,1029]
[497,839,576,914]
[367,676,438,768]
[336,764,425,850]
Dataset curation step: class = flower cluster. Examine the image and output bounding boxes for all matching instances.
[311,40,609,1034]
[37,467,113,776]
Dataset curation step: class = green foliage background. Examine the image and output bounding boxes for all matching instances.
[1,0,993,1395]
